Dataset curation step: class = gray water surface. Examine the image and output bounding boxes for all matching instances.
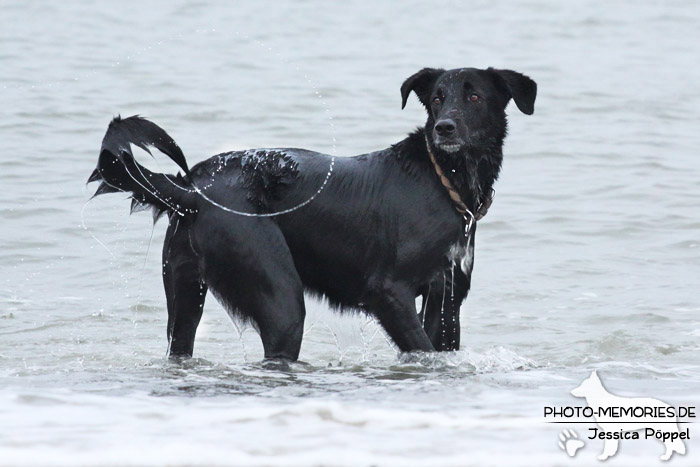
[1,1,699,466]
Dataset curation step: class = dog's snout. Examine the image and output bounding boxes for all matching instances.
[434,119,456,136]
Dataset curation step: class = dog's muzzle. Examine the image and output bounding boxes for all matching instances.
[439,143,462,153]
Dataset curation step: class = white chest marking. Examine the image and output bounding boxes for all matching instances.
[448,242,473,275]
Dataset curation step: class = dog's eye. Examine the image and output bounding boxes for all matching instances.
[432,97,441,105]
[469,94,479,102]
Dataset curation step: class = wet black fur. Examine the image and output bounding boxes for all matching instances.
[88,67,536,360]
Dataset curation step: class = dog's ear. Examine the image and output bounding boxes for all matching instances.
[488,68,537,115]
[401,68,444,109]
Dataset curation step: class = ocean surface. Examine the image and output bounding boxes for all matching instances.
[1,1,699,465]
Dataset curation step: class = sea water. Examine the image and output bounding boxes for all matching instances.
[1,1,699,465]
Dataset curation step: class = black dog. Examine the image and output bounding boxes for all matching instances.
[88,67,536,361]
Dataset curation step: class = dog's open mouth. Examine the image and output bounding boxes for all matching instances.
[439,143,462,153]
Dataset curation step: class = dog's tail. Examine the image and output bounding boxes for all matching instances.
[87,115,195,221]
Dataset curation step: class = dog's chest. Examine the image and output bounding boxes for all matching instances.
[447,239,473,275]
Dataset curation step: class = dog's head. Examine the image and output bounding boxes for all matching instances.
[571,370,602,398]
[401,67,536,154]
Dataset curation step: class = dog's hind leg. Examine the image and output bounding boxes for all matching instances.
[197,215,306,361]
[163,216,207,358]
[251,272,306,361]
[661,430,686,460]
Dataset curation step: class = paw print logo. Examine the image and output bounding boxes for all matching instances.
[558,429,585,457]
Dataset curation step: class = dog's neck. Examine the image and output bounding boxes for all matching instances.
[581,395,607,412]
[397,128,503,212]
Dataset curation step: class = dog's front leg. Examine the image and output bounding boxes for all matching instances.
[367,282,435,352]
[419,265,470,351]
[598,438,619,460]
[419,231,474,351]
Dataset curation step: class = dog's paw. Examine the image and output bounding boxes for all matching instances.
[558,429,585,457]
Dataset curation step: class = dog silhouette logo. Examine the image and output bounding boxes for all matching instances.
[570,370,687,461]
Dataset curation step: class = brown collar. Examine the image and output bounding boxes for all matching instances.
[424,135,494,222]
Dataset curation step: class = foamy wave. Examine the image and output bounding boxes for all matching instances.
[0,389,544,467]
[395,346,537,374]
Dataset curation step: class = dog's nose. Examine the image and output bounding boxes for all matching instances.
[435,119,456,136]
